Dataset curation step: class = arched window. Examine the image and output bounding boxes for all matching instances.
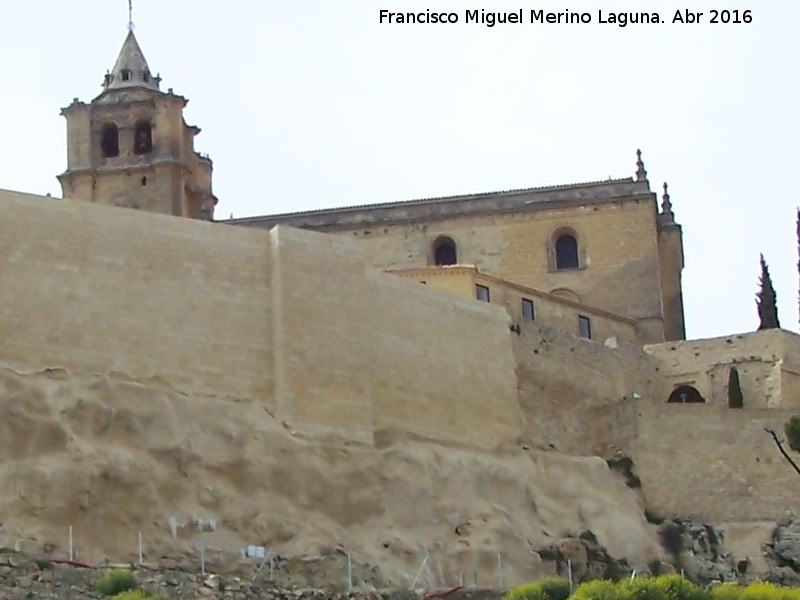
[555,234,579,270]
[134,120,153,154]
[100,123,119,158]
[432,236,457,266]
[668,385,705,404]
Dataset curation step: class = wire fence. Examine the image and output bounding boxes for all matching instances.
[37,518,569,592]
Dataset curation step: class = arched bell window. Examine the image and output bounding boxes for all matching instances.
[134,120,153,154]
[100,123,119,158]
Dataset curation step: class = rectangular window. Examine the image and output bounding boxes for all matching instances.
[522,298,534,321]
[475,284,490,302]
[579,315,592,339]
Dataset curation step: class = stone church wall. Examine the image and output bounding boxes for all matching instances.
[319,198,668,343]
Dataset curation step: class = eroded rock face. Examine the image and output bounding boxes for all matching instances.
[657,518,737,583]
[763,519,800,585]
[537,531,635,583]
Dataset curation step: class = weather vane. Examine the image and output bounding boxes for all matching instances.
[127,0,135,31]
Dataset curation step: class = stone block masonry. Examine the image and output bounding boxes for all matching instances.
[0,189,273,403]
[0,190,524,448]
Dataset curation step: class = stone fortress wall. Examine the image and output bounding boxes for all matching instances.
[0,189,522,449]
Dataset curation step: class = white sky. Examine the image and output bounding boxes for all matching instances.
[1,0,797,341]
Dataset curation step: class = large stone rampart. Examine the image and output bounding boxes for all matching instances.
[0,189,273,402]
[0,191,523,448]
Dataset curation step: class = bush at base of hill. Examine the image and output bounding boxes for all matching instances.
[505,577,572,600]
[507,575,800,600]
[93,569,139,596]
[112,591,162,600]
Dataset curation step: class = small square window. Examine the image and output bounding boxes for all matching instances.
[522,298,534,321]
[579,315,592,339]
[121,69,131,81]
[476,284,490,302]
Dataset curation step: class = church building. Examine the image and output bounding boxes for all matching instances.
[57,30,686,346]
[227,159,686,345]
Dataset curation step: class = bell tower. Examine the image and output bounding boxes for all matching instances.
[57,30,217,220]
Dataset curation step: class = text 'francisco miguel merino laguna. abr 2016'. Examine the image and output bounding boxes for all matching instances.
[378,9,753,26]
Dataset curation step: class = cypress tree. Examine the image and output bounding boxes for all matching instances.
[757,254,780,330]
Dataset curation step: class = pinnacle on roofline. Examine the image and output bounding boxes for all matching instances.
[635,149,648,182]
[660,181,677,225]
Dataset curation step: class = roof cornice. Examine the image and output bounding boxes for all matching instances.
[224,177,655,230]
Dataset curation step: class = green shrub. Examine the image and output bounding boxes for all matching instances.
[112,591,162,600]
[627,575,709,600]
[572,579,630,600]
[739,581,800,600]
[93,569,138,596]
[111,592,158,600]
[504,577,571,600]
[710,584,741,600]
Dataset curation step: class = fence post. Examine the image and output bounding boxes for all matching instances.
[347,553,352,593]
[409,553,430,589]
[567,559,573,593]
[497,553,503,589]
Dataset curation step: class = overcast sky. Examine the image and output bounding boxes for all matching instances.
[1,0,797,341]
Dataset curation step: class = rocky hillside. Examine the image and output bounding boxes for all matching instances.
[0,364,661,587]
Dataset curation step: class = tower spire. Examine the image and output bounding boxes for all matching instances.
[101,28,160,93]
[635,149,648,182]
[128,0,135,32]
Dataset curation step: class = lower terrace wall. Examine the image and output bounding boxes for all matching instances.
[591,401,800,523]
[390,266,640,344]
[644,330,800,408]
